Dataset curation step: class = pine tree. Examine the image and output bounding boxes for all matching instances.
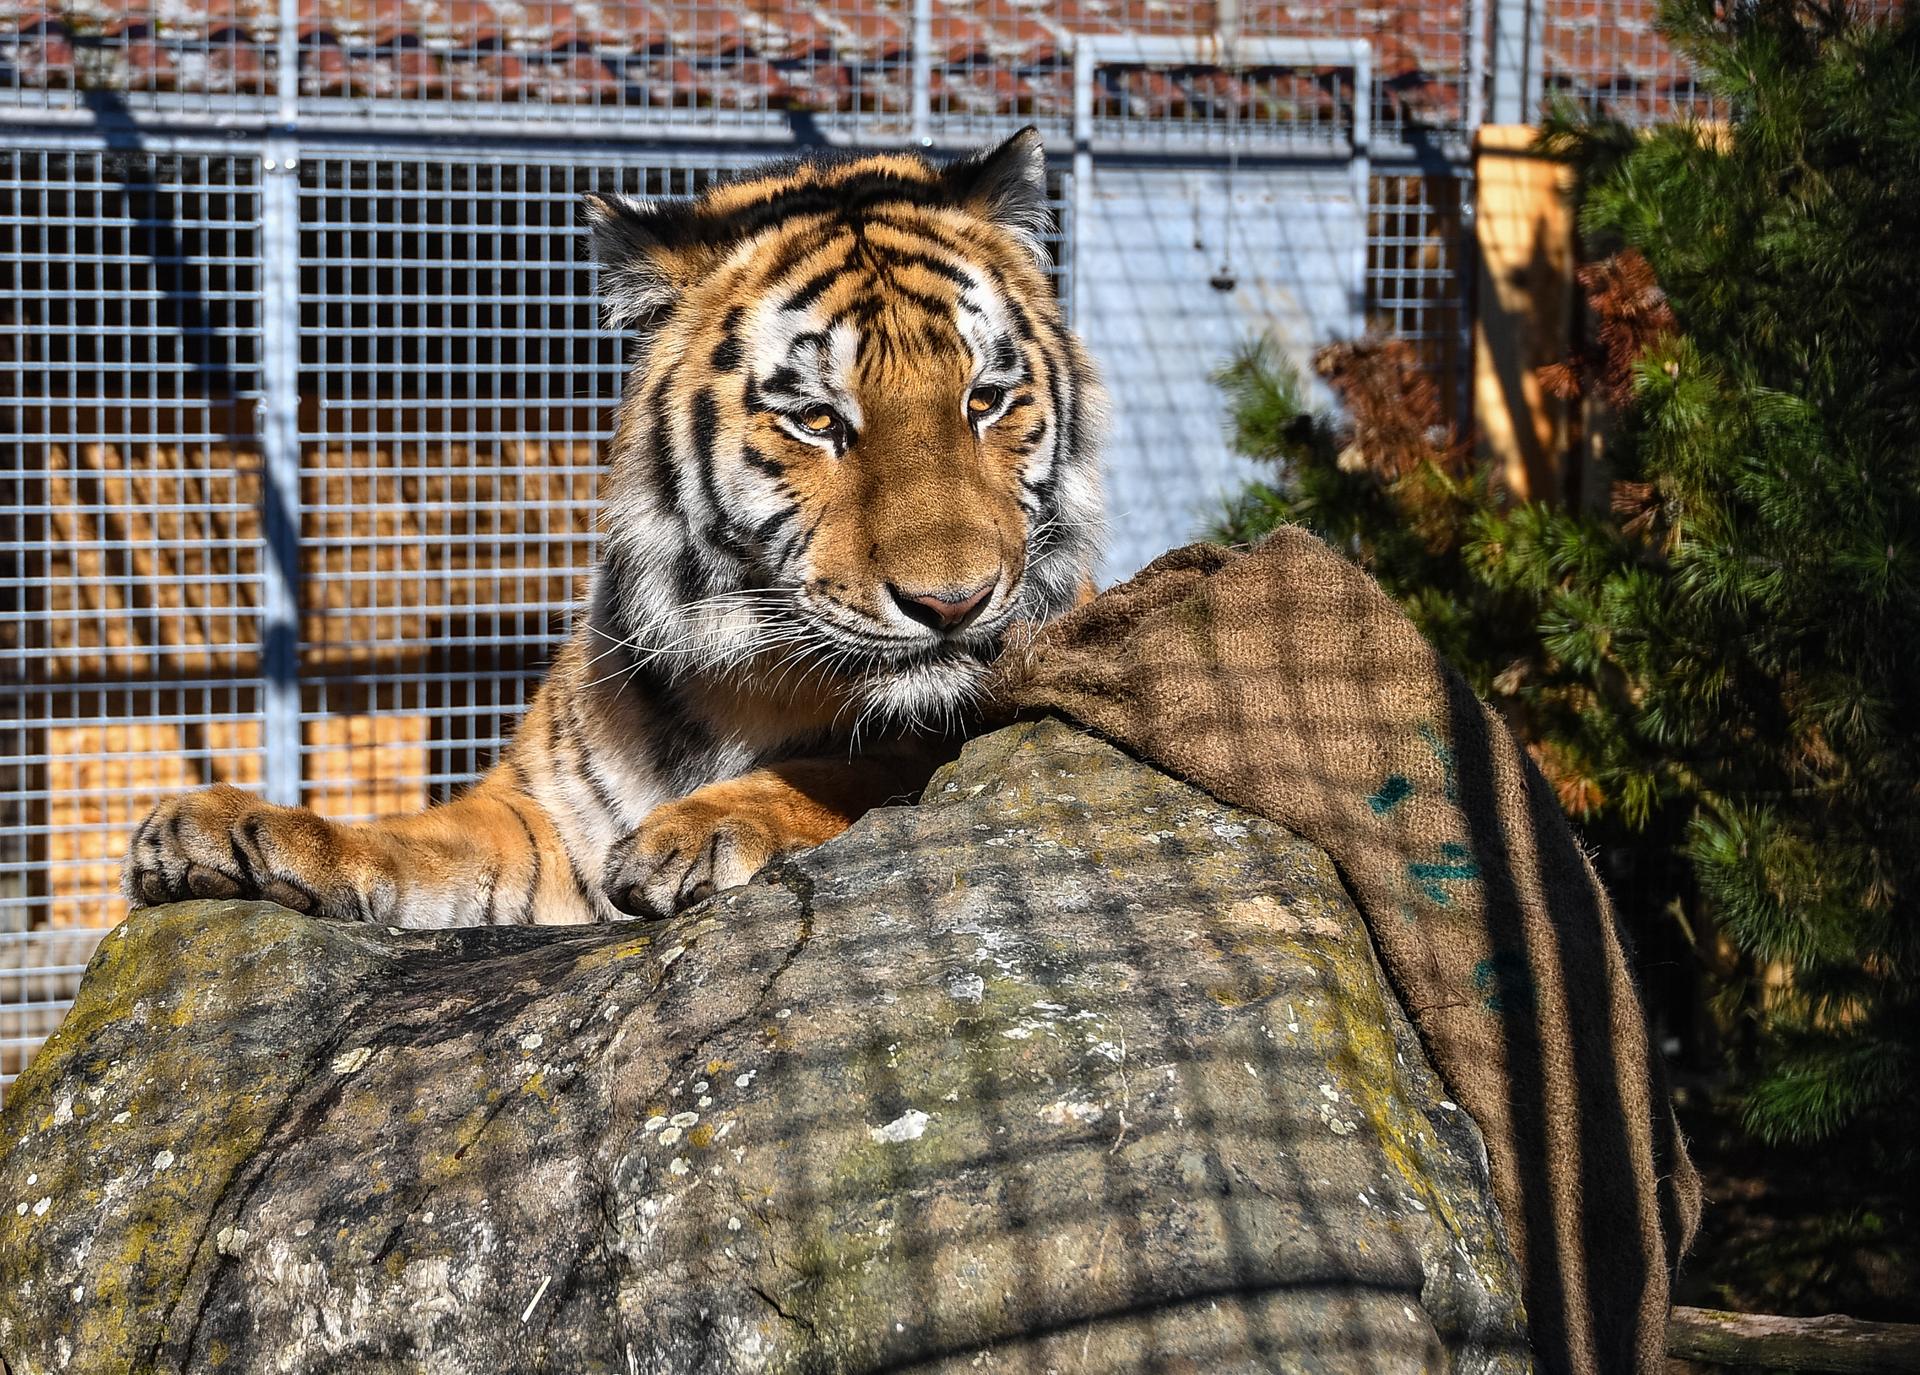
[1545,0,1919,1159]
[1217,0,1919,1298]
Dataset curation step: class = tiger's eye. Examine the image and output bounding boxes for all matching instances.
[968,385,1003,417]
[799,406,840,434]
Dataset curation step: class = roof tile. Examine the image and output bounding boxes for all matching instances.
[3,0,1713,124]
[741,2,833,58]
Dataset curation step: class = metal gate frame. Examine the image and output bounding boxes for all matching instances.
[1069,34,1377,324]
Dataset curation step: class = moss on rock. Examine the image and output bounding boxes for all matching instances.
[0,719,1530,1374]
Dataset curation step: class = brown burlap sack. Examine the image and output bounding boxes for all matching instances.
[1000,531,1702,1375]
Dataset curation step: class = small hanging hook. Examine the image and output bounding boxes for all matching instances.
[1210,18,1241,292]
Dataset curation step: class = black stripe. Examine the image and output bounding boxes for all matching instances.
[502,799,543,925]
[782,255,854,312]
[689,388,756,564]
[890,230,1041,342]
[788,510,827,571]
[478,859,502,925]
[1057,361,1086,498]
[826,280,953,329]
[1027,333,1071,515]
[763,365,803,397]
[681,177,955,254]
[673,546,710,609]
[863,211,974,261]
[755,223,842,294]
[890,249,975,288]
[742,378,775,415]
[229,820,262,888]
[711,304,747,372]
[562,698,624,825]
[775,522,808,570]
[864,215,1053,345]
[689,388,723,499]
[620,658,721,797]
[916,321,962,356]
[596,545,646,647]
[645,374,681,514]
[1000,287,1038,341]
[751,502,799,551]
[741,444,786,479]
[561,844,599,921]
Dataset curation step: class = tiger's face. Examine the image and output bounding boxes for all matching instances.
[586,130,1105,732]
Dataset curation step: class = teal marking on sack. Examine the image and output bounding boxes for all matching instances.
[1368,774,1414,815]
[1417,723,1460,803]
[1407,857,1480,882]
[1407,844,1479,907]
[1473,953,1538,1014]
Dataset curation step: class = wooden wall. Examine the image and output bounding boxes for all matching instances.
[14,403,602,927]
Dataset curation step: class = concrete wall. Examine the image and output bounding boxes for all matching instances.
[1075,164,1365,580]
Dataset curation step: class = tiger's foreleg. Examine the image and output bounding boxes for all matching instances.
[122,774,595,928]
[601,746,952,919]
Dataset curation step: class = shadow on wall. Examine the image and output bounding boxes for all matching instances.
[1076,162,1365,580]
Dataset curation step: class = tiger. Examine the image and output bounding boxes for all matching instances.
[122,128,1107,927]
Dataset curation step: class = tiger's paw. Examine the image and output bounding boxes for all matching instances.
[123,784,362,918]
[601,792,789,920]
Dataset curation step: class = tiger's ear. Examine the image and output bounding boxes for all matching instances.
[583,192,717,329]
[941,126,1050,259]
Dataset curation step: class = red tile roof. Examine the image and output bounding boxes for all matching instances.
[0,1,1703,127]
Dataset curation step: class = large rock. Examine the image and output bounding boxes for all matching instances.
[0,720,1530,1374]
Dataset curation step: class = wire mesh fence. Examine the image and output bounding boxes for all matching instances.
[1367,172,1468,417]
[0,0,1714,1097]
[0,135,1083,1097]
[1540,0,1710,122]
[0,0,1488,147]
[1539,0,1906,124]
[292,151,624,822]
[12,0,1829,139]
[2,147,266,930]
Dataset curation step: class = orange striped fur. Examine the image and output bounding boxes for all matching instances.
[125,129,1106,926]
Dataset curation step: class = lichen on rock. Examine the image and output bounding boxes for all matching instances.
[0,718,1530,1374]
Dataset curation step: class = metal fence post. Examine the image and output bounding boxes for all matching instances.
[910,0,932,146]
[260,134,303,806]
[1466,0,1490,135]
[1488,0,1544,124]
[1351,40,1373,334]
[1070,37,1093,328]
[276,0,299,121]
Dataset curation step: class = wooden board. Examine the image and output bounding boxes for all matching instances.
[18,424,599,682]
[1473,124,1577,503]
[1668,1305,1920,1372]
[43,715,431,928]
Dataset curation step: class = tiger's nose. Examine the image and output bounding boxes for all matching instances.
[888,575,998,633]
